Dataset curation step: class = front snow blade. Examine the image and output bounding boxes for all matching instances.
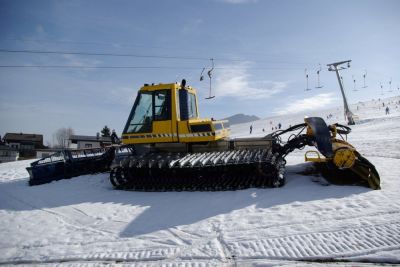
[350,154,380,190]
[315,154,380,190]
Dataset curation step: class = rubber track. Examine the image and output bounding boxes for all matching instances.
[110,148,286,191]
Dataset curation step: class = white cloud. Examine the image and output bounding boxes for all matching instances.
[214,63,286,100]
[62,54,102,67]
[182,19,203,34]
[35,24,45,34]
[274,93,336,115]
[109,87,136,106]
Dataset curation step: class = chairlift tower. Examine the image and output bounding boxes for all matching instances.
[327,60,355,125]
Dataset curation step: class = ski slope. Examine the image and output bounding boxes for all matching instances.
[1,97,400,266]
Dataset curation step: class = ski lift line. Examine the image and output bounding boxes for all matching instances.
[0,48,210,61]
[365,69,399,82]
[2,37,189,51]
[0,65,306,70]
[0,48,319,66]
[1,38,315,64]
[0,65,205,69]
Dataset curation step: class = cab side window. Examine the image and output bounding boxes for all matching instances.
[188,93,198,118]
[154,90,171,121]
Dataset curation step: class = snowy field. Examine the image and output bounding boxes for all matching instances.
[1,97,400,266]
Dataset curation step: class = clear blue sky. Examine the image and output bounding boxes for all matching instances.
[0,0,399,144]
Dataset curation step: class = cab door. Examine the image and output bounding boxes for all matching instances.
[152,90,174,142]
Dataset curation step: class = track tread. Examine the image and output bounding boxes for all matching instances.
[110,148,285,191]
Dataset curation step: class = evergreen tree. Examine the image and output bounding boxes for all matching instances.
[101,126,111,137]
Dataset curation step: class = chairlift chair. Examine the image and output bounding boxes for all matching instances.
[388,78,393,93]
[362,70,368,89]
[352,75,358,91]
[205,58,215,99]
[305,68,311,91]
[315,64,324,88]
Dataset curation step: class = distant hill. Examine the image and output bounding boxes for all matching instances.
[222,113,260,125]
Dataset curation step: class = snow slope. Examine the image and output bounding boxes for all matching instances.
[0,97,400,266]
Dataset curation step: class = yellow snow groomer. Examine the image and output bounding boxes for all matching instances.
[108,80,380,191]
[27,80,380,191]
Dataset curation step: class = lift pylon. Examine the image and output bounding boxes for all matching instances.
[327,60,356,125]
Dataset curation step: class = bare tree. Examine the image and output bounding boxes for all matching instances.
[53,127,75,148]
[45,141,52,148]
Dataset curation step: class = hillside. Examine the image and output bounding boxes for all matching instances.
[222,113,260,125]
[0,96,400,266]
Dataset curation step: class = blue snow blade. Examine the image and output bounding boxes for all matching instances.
[27,147,116,185]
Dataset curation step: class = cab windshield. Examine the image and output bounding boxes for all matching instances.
[124,90,170,134]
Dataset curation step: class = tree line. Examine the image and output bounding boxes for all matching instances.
[50,126,114,148]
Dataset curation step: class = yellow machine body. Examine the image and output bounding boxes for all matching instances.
[121,82,230,145]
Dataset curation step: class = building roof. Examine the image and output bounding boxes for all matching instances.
[4,133,43,142]
[70,135,112,143]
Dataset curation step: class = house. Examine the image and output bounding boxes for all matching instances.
[0,144,19,163]
[69,135,112,149]
[35,148,63,159]
[3,133,45,159]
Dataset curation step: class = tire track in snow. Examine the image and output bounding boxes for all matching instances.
[223,209,400,237]
[227,221,400,260]
[166,228,193,246]
[211,222,234,263]
[40,208,115,236]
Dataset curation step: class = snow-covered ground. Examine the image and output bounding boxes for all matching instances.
[1,97,400,266]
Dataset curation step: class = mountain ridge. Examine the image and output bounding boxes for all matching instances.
[222,113,260,125]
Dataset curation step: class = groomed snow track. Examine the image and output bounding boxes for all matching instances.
[2,221,400,265]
